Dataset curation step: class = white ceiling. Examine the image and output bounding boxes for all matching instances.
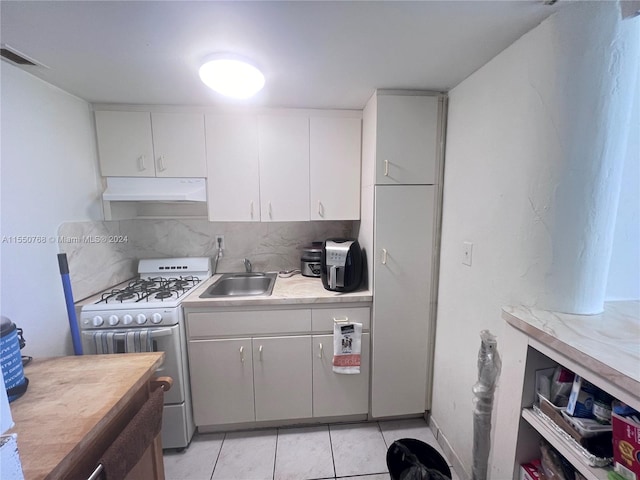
[0,1,563,110]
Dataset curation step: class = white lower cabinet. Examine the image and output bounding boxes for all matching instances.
[371,185,436,417]
[312,333,370,417]
[253,335,312,421]
[189,335,313,425]
[188,338,254,426]
[186,306,371,427]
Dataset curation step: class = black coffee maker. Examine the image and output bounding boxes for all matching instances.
[321,239,363,292]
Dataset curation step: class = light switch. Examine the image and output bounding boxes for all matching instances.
[462,242,473,266]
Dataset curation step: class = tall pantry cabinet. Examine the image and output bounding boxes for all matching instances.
[360,90,446,418]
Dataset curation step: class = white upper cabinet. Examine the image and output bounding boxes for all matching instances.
[151,112,207,177]
[205,114,260,222]
[207,112,360,222]
[310,116,361,220]
[258,115,310,222]
[95,111,155,177]
[97,107,361,222]
[375,94,439,185]
[95,110,206,178]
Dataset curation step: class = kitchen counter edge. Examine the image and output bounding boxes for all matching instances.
[182,273,372,308]
[502,301,640,398]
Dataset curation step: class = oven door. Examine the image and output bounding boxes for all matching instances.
[81,324,184,405]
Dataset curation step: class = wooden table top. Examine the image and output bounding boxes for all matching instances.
[7,353,164,480]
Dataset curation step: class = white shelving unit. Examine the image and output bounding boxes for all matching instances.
[521,408,611,480]
[491,301,640,480]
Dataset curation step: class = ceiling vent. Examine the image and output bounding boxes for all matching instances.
[0,44,45,67]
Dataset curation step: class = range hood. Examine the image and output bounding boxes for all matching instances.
[102,177,206,202]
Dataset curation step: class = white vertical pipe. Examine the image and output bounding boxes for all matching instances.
[531,2,639,313]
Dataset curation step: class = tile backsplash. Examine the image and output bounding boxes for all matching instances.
[58,219,356,300]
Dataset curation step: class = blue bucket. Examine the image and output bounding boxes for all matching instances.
[0,316,28,402]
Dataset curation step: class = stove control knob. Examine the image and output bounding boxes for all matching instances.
[92,315,104,327]
[151,313,163,324]
[136,314,147,325]
[122,314,133,325]
[108,315,119,326]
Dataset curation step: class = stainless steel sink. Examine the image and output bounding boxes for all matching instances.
[199,272,277,298]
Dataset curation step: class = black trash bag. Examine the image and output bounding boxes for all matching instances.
[387,438,452,480]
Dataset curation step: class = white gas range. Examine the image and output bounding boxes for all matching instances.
[79,257,211,450]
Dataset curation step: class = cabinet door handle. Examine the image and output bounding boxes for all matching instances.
[138,155,146,171]
[259,344,263,361]
[318,342,323,358]
[268,202,273,219]
[382,248,388,265]
[239,346,245,363]
[384,159,389,176]
[250,201,254,219]
[318,201,324,218]
[157,155,166,172]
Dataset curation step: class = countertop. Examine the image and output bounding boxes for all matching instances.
[502,300,640,399]
[182,273,373,308]
[7,353,164,480]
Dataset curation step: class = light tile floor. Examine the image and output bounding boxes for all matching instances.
[163,418,460,480]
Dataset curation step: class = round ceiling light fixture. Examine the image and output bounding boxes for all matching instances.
[199,56,265,99]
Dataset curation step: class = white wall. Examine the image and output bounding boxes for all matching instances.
[431,3,639,477]
[0,63,103,357]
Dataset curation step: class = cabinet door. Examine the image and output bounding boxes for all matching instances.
[188,338,254,426]
[258,115,310,221]
[310,116,361,220]
[312,333,370,417]
[151,112,207,177]
[376,95,439,185]
[205,114,260,221]
[371,185,436,417]
[253,336,312,421]
[95,111,155,177]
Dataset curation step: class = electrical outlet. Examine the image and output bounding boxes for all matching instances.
[462,241,473,266]
[215,235,225,251]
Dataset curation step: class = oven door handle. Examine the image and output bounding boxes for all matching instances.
[148,328,173,338]
[83,327,175,355]
[83,328,173,339]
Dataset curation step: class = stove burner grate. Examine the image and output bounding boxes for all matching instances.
[173,280,189,289]
[115,292,136,302]
[154,290,176,300]
[96,275,201,304]
[100,289,143,304]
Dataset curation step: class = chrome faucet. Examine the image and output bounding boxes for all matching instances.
[243,258,252,273]
[212,237,223,274]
